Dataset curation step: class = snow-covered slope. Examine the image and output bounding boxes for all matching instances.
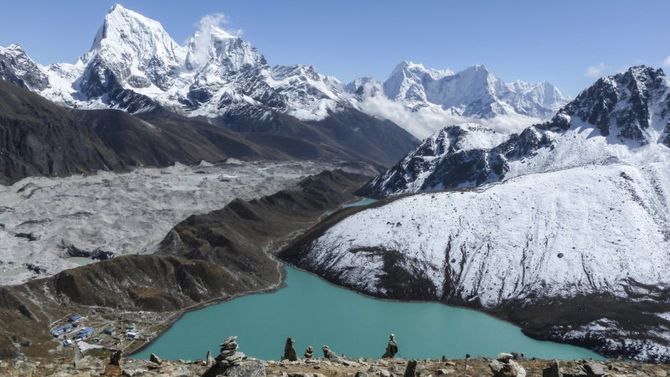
[359,124,508,196]
[0,5,567,138]
[287,66,670,361]
[304,160,670,305]
[347,62,570,138]
[360,66,670,197]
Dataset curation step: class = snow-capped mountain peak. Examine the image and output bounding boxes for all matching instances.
[509,80,567,112]
[392,60,455,80]
[383,61,455,104]
[185,15,265,72]
[0,43,49,90]
[0,5,570,132]
[0,43,24,56]
[359,65,670,198]
[80,3,186,95]
[559,65,669,145]
[345,77,384,98]
[372,61,571,134]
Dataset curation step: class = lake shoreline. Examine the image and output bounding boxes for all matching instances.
[134,265,603,362]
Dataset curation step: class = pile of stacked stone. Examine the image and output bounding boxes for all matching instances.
[216,336,246,367]
[322,345,339,361]
[489,353,527,377]
[282,337,297,361]
[101,350,125,377]
[382,333,398,359]
[304,346,314,360]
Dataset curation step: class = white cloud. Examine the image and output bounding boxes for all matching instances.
[584,63,607,79]
[186,14,243,68]
[194,13,243,38]
[663,56,670,67]
[355,94,538,139]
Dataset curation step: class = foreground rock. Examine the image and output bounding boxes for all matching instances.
[489,353,526,377]
[1,355,668,377]
[202,336,266,377]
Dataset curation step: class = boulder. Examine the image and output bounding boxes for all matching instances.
[102,350,128,377]
[109,351,122,366]
[403,359,418,377]
[490,357,527,377]
[321,345,338,360]
[437,368,455,375]
[581,362,606,377]
[283,337,298,361]
[496,353,515,362]
[223,360,266,377]
[542,360,561,377]
[149,353,162,365]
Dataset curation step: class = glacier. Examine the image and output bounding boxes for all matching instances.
[0,160,338,285]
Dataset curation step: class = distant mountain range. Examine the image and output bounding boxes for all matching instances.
[0,6,422,183]
[348,61,569,137]
[0,4,567,140]
[360,65,670,197]
[286,66,670,361]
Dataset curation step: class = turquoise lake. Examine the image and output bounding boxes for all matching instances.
[135,266,602,361]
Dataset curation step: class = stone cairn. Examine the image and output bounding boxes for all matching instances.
[489,352,527,377]
[216,336,246,368]
[321,345,339,360]
[303,345,314,360]
[382,333,398,359]
[403,359,418,377]
[282,337,297,361]
[101,350,125,377]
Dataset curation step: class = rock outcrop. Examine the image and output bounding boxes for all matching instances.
[382,334,398,359]
[489,353,527,377]
[0,355,667,377]
[283,337,298,362]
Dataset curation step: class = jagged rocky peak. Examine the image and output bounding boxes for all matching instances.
[0,44,49,90]
[397,123,507,163]
[345,77,383,97]
[429,64,511,116]
[361,65,670,199]
[379,61,569,120]
[556,65,670,144]
[270,64,342,101]
[0,4,568,128]
[509,80,566,111]
[185,15,266,72]
[80,4,186,94]
[358,123,510,197]
[383,60,454,103]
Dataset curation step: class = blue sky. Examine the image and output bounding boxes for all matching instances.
[1,0,668,96]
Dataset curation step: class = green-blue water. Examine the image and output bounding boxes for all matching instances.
[342,197,378,208]
[134,267,602,361]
